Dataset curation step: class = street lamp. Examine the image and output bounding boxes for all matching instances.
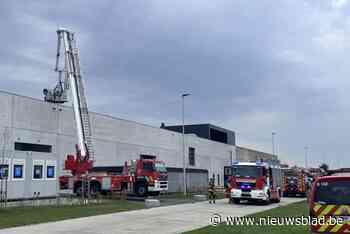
[304,146,308,169]
[271,132,276,157]
[182,93,191,196]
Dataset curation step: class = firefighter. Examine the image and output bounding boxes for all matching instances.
[208,178,216,204]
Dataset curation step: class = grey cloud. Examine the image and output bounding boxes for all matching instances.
[1,0,350,167]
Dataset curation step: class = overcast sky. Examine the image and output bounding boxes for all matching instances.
[1,0,350,168]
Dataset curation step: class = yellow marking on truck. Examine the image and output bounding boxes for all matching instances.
[318,205,336,218]
[318,219,333,232]
[334,205,350,215]
[313,203,323,213]
[330,224,343,233]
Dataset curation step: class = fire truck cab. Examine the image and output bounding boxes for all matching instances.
[309,174,350,233]
[227,161,282,204]
[123,159,168,195]
[282,168,308,197]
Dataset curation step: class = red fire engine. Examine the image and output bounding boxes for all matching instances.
[227,161,282,204]
[282,168,307,197]
[60,158,168,196]
[44,28,168,197]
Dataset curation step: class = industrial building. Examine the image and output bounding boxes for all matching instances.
[0,90,277,200]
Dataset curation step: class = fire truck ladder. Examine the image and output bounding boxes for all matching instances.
[72,46,95,162]
[45,28,95,162]
[62,29,95,162]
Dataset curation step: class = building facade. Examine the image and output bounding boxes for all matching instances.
[0,91,237,199]
[0,91,278,200]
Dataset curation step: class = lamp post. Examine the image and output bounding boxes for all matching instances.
[304,146,308,169]
[182,93,190,196]
[272,132,276,157]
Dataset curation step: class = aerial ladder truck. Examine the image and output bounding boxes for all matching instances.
[44,28,95,197]
[44,29,168,197]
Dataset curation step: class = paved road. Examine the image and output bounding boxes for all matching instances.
[0,198,304,234]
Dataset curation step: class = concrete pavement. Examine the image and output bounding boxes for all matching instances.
[0,197,305,234]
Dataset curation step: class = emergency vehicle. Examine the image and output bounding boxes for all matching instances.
[282,168,307,197]
[226,160,282,204]
[44,29,168,197]
[60,159,168,196]
[309,173,350,233]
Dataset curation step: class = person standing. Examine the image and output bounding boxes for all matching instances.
[208,178,216,204]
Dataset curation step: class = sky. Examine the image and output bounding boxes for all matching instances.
[1,0,350,168]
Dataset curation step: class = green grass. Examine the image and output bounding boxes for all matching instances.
[0,200,144,229]
[186,201,309,234]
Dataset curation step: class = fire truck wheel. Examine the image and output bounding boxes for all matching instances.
[135,182,147,197]
[273,190,281,203]
[149,191,160,196]
[232,198,240,204]
[90,181,101,195]
[264,191,271,205]
[74,182,83,196]
[277,190,281,202]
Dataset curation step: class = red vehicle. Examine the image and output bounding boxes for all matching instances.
[227,161,282,204]
[309,174,350,233]
[282,168,307,197]
[60,159,168,196]
[45,29,168,197]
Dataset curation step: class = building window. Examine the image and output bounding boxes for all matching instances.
[217,174,220,186]
[188,147,195,166]
[33,165,43,179]
[140,154,156,160]
[45,160,56,180]
[32,160,44,180]
[0,164,9,178]
[15,142,52,153]
[12,159,25,180]
[47,166,55,179]
[209,128,228,144]
[13,165,23,179]
[224,167,232,176]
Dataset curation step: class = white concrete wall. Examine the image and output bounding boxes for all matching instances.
[0,93,59,199]
[0,91,237,198]
[89,112,236,186]
[236,146,277,162]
